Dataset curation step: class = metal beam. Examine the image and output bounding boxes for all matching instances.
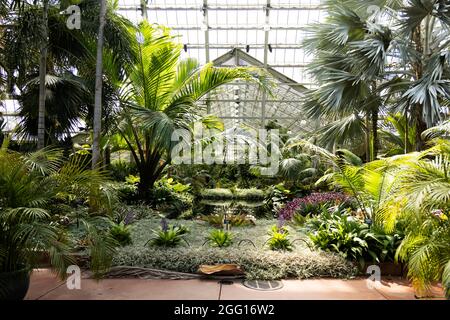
[140,0,148,20]
[118,5,321,11]
[216,116,302,120]
[203,0,210,63]
[203,0,211,114]
[167,26,308,31]
[261,0,270,127]
[176,44,305,49]
[202,99,305,103]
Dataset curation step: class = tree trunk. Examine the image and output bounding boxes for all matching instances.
[104,145,111,167]
[371,108,378,160]
[414,103,428,150]
[92,0,107,169]
[365,113,371,162]
[37,0,49,149]
[411,23,427,151]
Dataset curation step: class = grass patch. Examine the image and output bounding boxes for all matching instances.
[112,217,358,280]
[199,188,265,200]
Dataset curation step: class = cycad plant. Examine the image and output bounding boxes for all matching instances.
[115,22,269,198]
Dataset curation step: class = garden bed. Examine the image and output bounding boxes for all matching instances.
[112,217,358,280]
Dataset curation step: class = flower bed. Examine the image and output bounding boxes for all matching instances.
[278,192,350,220]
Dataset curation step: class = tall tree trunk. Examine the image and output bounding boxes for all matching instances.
[37,0,49,149]
[365,113,371,162]
[371,108,378,160]
[411,23,428,151]
[92,0,107,169]
[370,82,379,160]
[404,105,409,154]
[104,146,111,167]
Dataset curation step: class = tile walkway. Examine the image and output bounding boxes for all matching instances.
[25,269,445,300]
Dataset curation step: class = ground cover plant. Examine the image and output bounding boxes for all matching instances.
[111,215,357,280]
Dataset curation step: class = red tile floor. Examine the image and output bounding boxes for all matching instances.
[26,269,445,300]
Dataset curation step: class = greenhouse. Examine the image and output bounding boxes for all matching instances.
[0,0,449,305]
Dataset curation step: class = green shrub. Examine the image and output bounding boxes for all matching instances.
[206,229,234,248]
[110,160,138,181]
[200,188,265,200]
[147,221,190,248]
[200,188,234,199]
[111,181,139,203]
[110,222,133,246]
[233,188,265,200]
[266,225,294,251]
[307,210,376,266]
[113,247,358,280]
[198,213,256,227]
[263,183,292,217]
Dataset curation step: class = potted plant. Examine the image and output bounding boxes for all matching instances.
[0,146,117,300]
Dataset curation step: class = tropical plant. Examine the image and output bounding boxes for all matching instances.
[18,74,90,144]
[292,138,407,230]
[306,209,374,266]
[266,225,294,251]
[206,229,234,248]
[2,0,136,147]
[278,192,351,221]
[302,0,450,156]
[91,0,107,168]
[147,218,189,248]
[298,135,450,297]
[394,138,450,298]
[109,221,132,246]
[114,22,269,199]
[0,142,117,282]
[380,113,416,156]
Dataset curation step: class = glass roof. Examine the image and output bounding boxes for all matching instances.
[117,0,324,86]
[117,0,324,133]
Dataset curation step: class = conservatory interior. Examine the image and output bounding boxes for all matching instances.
[0,0,449,301]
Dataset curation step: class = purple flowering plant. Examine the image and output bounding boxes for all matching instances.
[278,192,350,221]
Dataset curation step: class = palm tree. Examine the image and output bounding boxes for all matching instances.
[294,136,450,298]
[18,74,90,144]
[303,0,450,156]
[37,0,48,149]
[0,139,118,298]
[395,137,450,298]
[114,22,269,199]
[2,0,135,149]
[91,0,107,169]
